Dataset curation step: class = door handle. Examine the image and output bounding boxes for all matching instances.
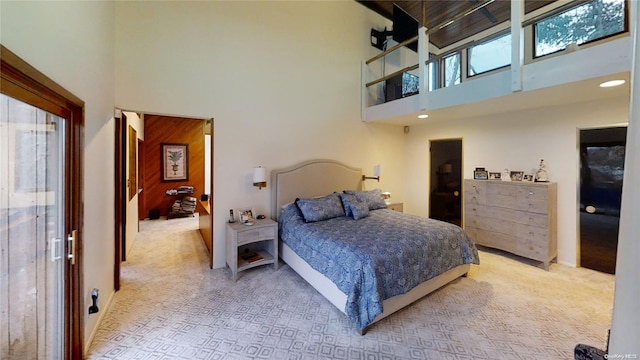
[67,230,77,265]
[50,237,62,262]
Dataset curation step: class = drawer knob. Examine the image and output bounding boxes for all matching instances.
[529,191,534,196]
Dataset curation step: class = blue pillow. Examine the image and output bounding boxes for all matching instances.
[344,189,387,210]
[295,193,345,222]
[339,193,356,217]
[350,198,370,220]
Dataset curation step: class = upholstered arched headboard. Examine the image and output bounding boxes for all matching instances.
[270,159,362,220]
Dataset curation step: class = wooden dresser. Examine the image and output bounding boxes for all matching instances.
[464,179,557,269]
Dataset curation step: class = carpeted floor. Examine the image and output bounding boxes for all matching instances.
[86,216,614,359]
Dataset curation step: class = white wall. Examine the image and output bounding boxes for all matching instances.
[0,0,116,353]
[404,96,630,266]
[609,0,640,354]
[113,1,406,268]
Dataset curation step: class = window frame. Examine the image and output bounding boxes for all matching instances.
[442,51,462,88]
[467,31,512,78]
[532,0,628,59]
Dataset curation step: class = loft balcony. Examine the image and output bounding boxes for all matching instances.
[361,0,632,125]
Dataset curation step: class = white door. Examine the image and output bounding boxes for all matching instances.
[1,94,66,359]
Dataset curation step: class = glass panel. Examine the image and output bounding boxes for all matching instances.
[443,52,461,87]
[402,72,419,97]
[535,0,625,57]
[0,93,65,360]
[469,33,511,76]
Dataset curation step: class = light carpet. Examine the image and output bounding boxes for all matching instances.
[86,216,614,360]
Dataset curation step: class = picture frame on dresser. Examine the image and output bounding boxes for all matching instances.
[489,172,501,180]
[510,171,524,181]
[474,170,488,180]
[236,208,255,224]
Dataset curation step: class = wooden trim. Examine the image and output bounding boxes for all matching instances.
[128,126,137,200]
[1,44,85,359]
[114,115,124,289]
[208,119,214,269]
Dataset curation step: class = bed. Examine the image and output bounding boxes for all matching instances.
[271,159,479,334]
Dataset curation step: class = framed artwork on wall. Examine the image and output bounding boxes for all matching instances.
[161,143,189,182]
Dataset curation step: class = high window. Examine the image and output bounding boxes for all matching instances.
[468,33,511,77]
[443,53,461,87]
[534,0,626,58]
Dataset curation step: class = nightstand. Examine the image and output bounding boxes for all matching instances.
[226,218,278,281]
[387,202,403,212]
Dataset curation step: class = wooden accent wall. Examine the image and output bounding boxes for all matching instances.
[142,115,205,218]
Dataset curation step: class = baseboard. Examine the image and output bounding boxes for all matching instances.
[83,288,116,356]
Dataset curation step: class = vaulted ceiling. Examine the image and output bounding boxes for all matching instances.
[356,0,557,49]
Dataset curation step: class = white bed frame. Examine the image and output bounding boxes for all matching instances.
[271,159,470,334]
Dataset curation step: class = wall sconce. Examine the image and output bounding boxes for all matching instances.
[362,165,381,182]
[253,166,267,189]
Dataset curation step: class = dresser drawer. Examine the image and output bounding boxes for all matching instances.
[466,204,519,222]
[517,234,550,262]
[517,224,549,243]
[486,182,516,208]
[467,215,517,236]
[517,186,548,200]
[516,186,549,213]
[516,197,548,214]
[236,226,276,245]
[474,228,518,254]
[464,180,486,205]
[515,212,548,227]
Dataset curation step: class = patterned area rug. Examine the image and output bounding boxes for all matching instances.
[86,216,614,359]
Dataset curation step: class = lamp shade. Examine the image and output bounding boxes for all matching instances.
[253,167,266,183]
[373,165,382,177]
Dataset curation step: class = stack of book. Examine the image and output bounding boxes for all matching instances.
[240,251,263,263]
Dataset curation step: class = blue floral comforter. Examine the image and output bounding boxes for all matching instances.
[279,204,479,330]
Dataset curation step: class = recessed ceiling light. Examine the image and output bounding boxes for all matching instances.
[417,114,429,119]
[599,80,625,88]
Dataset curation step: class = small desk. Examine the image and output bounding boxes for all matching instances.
[196,200,212,259]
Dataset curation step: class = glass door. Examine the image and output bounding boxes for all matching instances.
[1,93,65,359]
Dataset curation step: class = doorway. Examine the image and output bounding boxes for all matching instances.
[429,139,463,226]
[1,46,84,359]
[579,126,627,274]
[114,113,214,287]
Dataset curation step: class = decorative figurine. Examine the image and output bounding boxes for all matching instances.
[502,168,511,181]
[535,159,549,182]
